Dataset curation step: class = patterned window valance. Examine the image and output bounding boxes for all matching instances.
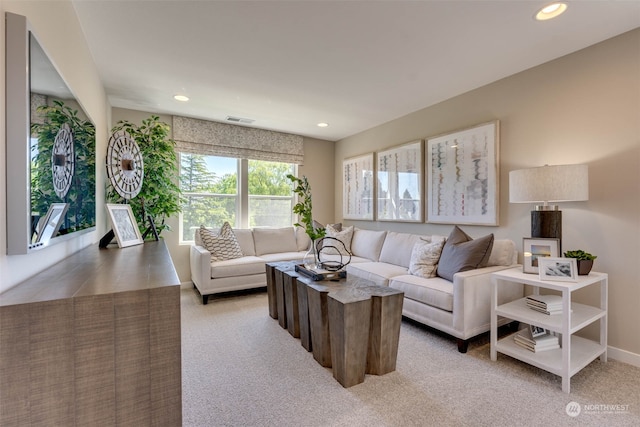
[172,115,304,164]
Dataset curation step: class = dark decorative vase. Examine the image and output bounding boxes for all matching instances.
[577,260,594,275]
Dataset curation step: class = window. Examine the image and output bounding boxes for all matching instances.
[179,153,295,242]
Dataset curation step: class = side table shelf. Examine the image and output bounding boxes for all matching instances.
[490,268,608,393]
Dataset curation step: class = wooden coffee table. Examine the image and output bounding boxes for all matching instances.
[266,261,404,388]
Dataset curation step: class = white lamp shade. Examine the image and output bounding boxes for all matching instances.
[509,164,589,204]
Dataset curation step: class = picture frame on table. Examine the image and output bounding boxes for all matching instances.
[106,203,143,248]
[376,140,423,222]
[35,202,69,245]
[523,237,560,274]
[343,153,375,220]
[538,257,577,282]
[426,120,499,226]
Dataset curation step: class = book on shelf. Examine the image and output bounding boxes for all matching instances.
[513,325,560,352]
[526,294,564,315]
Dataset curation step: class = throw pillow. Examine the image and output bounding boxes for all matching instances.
[199,222,243,261]
[436,226,494,282]
[321,224,353,255]
[408,237,446,278]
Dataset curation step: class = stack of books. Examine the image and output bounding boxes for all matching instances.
[526,294,563,315]
[513,326,560,352]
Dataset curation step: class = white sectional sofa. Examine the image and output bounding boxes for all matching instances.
[190,225,523,352]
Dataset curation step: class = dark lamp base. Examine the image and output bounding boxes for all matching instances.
[531,210,562,250]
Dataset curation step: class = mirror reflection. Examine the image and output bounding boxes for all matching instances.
[29,33,96,247]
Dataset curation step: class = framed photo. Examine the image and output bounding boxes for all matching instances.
[529,324,547,338]
[538,257,577,282]
[523,237,560,274]
[376,140,423,222]
[426,120,499,225]
[343,153,375,220]
[106,204,143,248]
[35,203,69,245]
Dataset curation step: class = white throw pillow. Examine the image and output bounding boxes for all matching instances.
[322,224,354,255]
[408,237,446,278]
[199,222,243,261]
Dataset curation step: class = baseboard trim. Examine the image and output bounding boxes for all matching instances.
[608,345,640,368]
[181,281,193,289]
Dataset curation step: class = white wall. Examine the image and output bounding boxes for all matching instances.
[335,29,640,358]
[0,1,109,293]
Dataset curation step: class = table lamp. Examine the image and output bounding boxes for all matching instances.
[509,164,588,247]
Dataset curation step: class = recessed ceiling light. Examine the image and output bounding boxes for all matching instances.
[317,122,329,128]
[535,2,567,21]
[174,94,189,102]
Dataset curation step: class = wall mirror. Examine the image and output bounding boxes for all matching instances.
[6,12,96,254]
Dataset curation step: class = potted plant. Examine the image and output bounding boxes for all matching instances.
[564,249,597,275]
[287,174,325,268]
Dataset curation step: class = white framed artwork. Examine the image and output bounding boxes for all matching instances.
[376,140,423,222]
[106,203,144,248]
[426,120,499,225]
[343,153,375,220]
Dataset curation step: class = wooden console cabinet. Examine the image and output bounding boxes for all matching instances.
[0,241,182,426]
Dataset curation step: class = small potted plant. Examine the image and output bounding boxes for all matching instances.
[564,249,597,275]
[287,174,326,269]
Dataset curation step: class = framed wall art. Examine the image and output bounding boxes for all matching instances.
[523,237,560,274]
[343,153,375,220]
[538,257,577,282]
[426,120,499,225]
[106,204,144,248]
[376,140,423,222]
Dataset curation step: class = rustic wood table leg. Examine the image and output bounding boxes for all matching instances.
[306,283,334,367]
[265,263,278,319]
[274,268,287,329]
[296,280,312,352]
[365,289,404,375]
[283,271,300,338]
[328,288,372,388]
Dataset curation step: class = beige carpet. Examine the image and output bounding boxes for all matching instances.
[181,287,640,427]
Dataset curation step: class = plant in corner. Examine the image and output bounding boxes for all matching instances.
[564,249,597,275]
[107,115,182,237]
[287,174,325,267]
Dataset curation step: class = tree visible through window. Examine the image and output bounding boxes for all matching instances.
[180,154,295,241]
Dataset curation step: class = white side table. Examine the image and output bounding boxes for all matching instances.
[490,268,607,393]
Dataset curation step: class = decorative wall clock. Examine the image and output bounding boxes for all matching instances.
[52,123,74,198]
[106,130,144,200]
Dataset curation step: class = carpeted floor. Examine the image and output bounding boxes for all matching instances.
[181,287,640,427]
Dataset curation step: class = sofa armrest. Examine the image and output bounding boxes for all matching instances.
[190,244,211,288]
[451,265,523,338]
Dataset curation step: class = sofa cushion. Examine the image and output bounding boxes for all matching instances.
[322,224,354,255]
[389,275,454,312]
[253,227,298,255]
[210,256,265,278]
[259,252,306,262]
[379,232,441,268]
[233,228,256,256]
[199,223,243,261]
[488,239,516,266]
[350,229,387,261]
[408,237,446,278]
[437,226,494,282]
[295,226,311,251]
[346,262,408,287]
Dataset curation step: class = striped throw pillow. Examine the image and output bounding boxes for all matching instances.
[199,222,243,261]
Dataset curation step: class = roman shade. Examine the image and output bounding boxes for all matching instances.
[173,115,304,164]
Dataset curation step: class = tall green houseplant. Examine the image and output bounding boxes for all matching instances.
[107,115,182,236]
[31,100,96,233]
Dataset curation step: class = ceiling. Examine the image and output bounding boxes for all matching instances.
[72,1,640,141]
